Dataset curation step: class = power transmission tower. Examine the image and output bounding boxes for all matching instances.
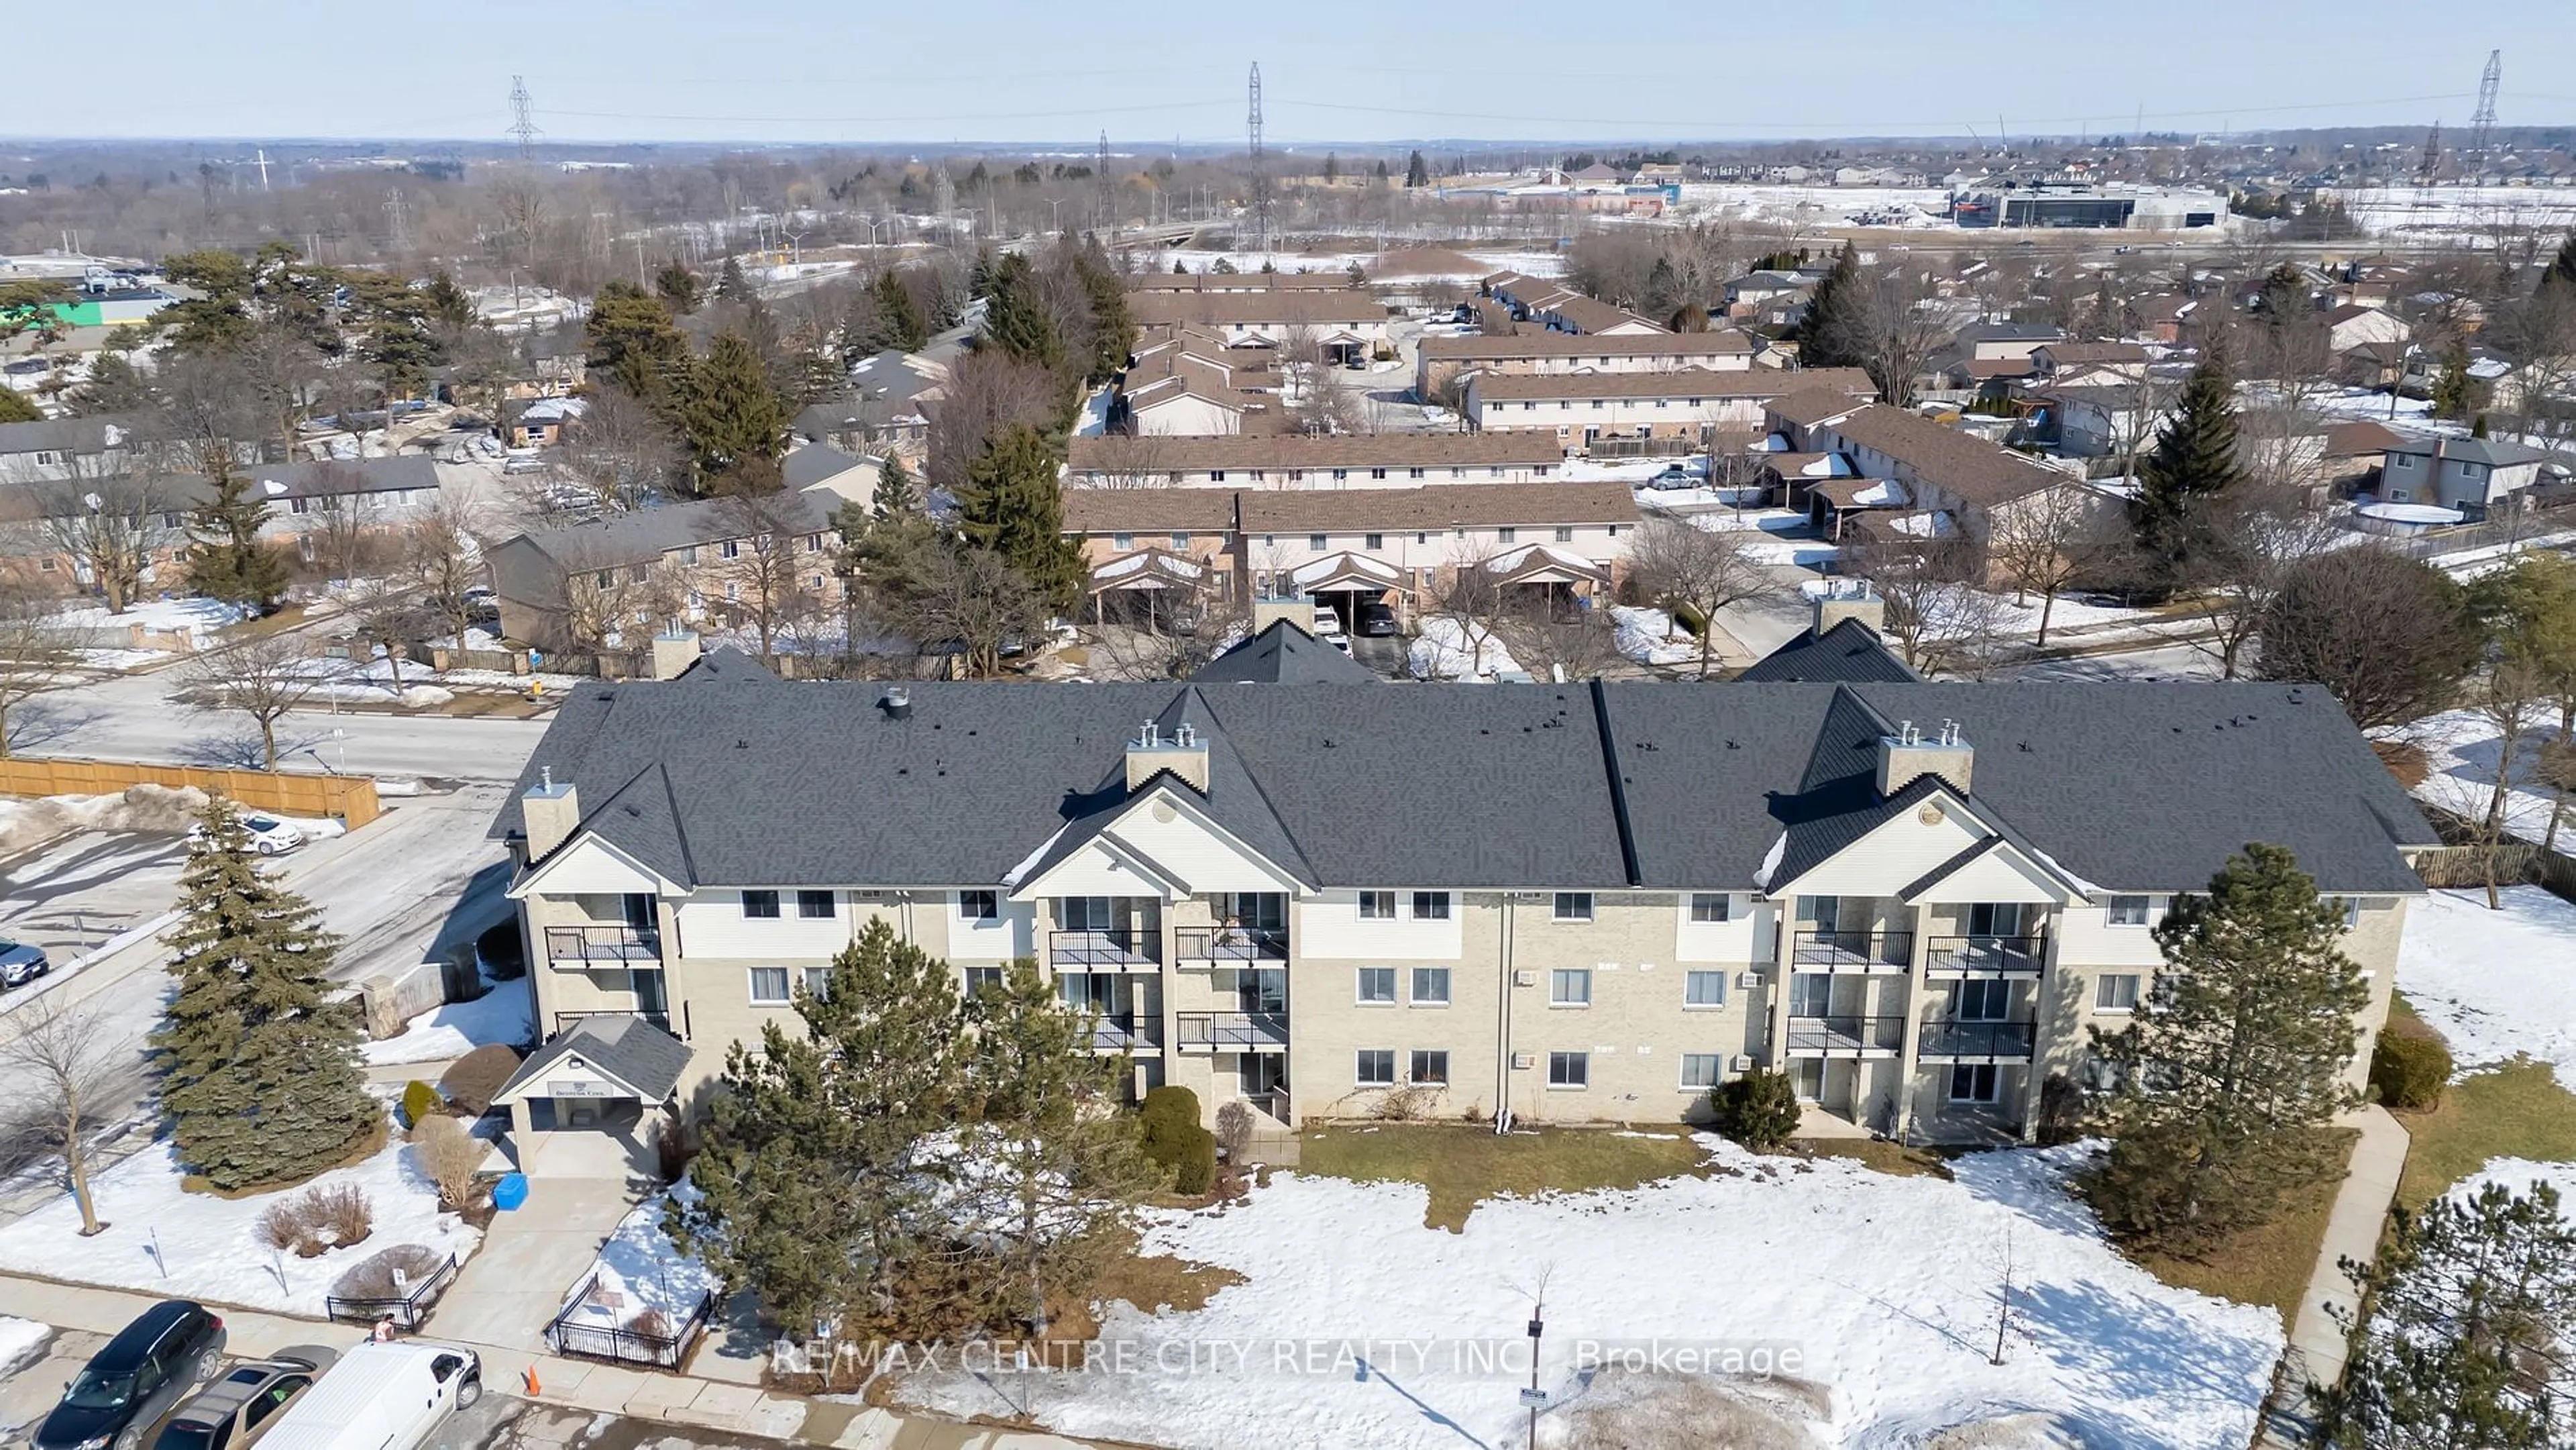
[383,187,412,252]
[1096,130,1113,232]
[2467,49,2502,162]
[2418,120,2444,186]
[1247,62,1272,254]
[508,75,541,162]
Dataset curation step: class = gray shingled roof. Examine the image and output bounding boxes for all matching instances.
[497,1013,691,1103]
[495,673,2434,896]
[1191,621,1379,684]
[1735,619,1919,684]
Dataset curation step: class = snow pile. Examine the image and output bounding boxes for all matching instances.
[0,785,207,859]
[1407,616,1523,680]
[2396,886,2576,1086]
[1610,607,1698,667]
[2406,709,2567,858]
[552,1182,719,1331]
[896,1139,2280,1449]
[53,597,246,637]
[2456,1157,2576,1216]
[362,977,533,1066]
[0,1131,480,1316]
[0,1315,49,1381]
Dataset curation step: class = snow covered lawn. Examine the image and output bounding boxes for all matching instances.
[0,1130,480,1317]
[549,1183,718,1349]
[2396,886,2576,1088]
[2404,708,2569,859]
[362,976,532,1066]
[1609,607,1697,668]
[1407,616,1523,680]
[0,1315,48,1380]
[897,1139,2280,1450]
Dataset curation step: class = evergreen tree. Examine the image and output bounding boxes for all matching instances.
[979,252,1063,373]
[1322,152,1339,183]
[1405,150,1430,188]
[2129,343,2247,599]
[1072,248,1134,384]
[2542,232,2576,295]
[953,960,1156,1333]
[71,352,155,415]
[152,798,374,1192]
[676,331,790,487]
[584,280,692,411]
[716,256,753,304]
[0,390,39,425]
[419,270,476,333]
[875,269,928,354]
[1798,242,1865,367]
[182,450,288,613]
[669,920,972,1344]
[957,424,1085,614]
[2088,843,2369,1251]
[655,260,703,314]
[2321,1180,2576,1448]
[2429,342,2478,420]
[1371,158,1389,183]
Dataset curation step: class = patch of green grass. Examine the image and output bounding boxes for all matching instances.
[2384,991,2576,1210]
[1298,1124,1707,1232]
[2124,1128,2355,1328]
[1790,1138,1953,1180]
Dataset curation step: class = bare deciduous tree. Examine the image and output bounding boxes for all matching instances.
[0,579,76,757]
[402,495,488,649]
[299,464,379,587]
[2190,499,2340,680]
[0,995,117,1235]
[1984,486,2119,648]
[884,544,1046,679]
[1623,517,1783,679]
[1499,601,1623,682]
[710,492,829,664]
[1846,538,2012,679]
[180,630,343,770]
[23,462,182,615]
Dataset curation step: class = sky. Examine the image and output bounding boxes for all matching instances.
[7,1,2575,149]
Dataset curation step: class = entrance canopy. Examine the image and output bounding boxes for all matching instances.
[1290,551,1408,596]
[494,1015,689,1109]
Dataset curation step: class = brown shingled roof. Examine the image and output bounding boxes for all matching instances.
[1061,482,1638,537]
[1472,366,1874,402]
[1129,292,1387,328]
[1813,405,2068,507]
[1068,433,1562,476]
[1421,331,1754,362]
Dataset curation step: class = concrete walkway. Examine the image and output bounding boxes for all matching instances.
[0,1271,1117,1449]
[2264,1103,2410,1445]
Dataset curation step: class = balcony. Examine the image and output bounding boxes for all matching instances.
[553,1008,673,1037]
[1917,1019,2037,1062]
[545,924,661,965]
[1175,1011,1291,1053]
[1173,926,1289,967]
[1925,936,2046,977]
[1783,1014,1907,1057]
[1049,929,1160,971]
[1789,929,1914,972]
[1085,1011,1163,1054]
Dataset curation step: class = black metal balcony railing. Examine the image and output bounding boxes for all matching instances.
[554,1008,672,1037]
[1917,1019,2039,1061]
[1783,1014,1908,1055]
[1085,1011,1163,1052]
[1049,929,1159,969]
[1926,936,2047,975]
[1790,929,1915,969]
[545,924,661,964]
[1175,1011,1291,1052]
[1173,926,1290,964]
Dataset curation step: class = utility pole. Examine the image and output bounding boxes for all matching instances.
[1095,130,1113,234]
[2467,49,2502,168]
[508,75,540,163]
[1248,62,1272,254]
[382,187,411,252]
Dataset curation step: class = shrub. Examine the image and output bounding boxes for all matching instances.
[1171,1125,1218,1196]
[1212,1101,1253,1162]
[409,1115,487,1210]
[436,1045,522,1119]
[260,1198,321,1257]
[1374,1078,1439,1121]
[260,1182,376,1257]
[1709,1068,1802,1151]
[1141,1085,1201,1135]
[399,1080,442,1131]
[476,920,527,980]
[2370,1031,2453,1110]
[627,1306,673,1340]
[651,1115,698,1182]
[331,1243,447,1302]
[2035,1072,2087,1147]
[1139,1087,1216,1194]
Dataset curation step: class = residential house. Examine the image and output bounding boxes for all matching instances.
[1952,321,2065,362]
[1130,272,1357,295]
[1466,368,1876,445]
[2025,342,2150,389]
[1415,330,1757,402]
[488,630,2432,1159]
[1126,289,1391,352]
[0,414,148,483]
[502,397,584,450]
[794,350,951,460]
[1533,293,1668,338]
[2322,303,2408,356]
[1065,433,1564,489]
[2319,419,2407,495]
[2377,435,2557,517]
[0,454,447,591]
[1777,401,2104,556]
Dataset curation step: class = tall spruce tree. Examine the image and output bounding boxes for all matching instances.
[957,424,1085,614]
[152,798,374,1191]
[2321,1180,2576,1448]
[953,960,1156,1335]
[2542,232,2576,294]
[979,252,1064,373]
[1072,248,1135,384]
[716,256,753,304]
[2129,343,2247,599]
[678,331,790,488]
[1798,242,1865,367]
[654,260,703,314]
[2088,843,2369,1251]
[1405,150,1430,187]
[584,280,692,411]
[874,269,928,354]
[669,921,971,1347]
[182,450,289,613]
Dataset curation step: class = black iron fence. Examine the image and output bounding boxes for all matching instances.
[544,924,661,964]
[544,1270,718,1370]
[1925,935,2047,974]
[1783,1014,1907,1055]
[1049,929,1159,970]
[1917,1020,2039,1061]
[323,1251,461,1331]
[1175,1011,1291,1051]
[1789,930,1915,968]
[1173,926,1289,964]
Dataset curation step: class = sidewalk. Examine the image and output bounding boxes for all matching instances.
[0,1271,1118,1449]
[2262,1103,2410,1445]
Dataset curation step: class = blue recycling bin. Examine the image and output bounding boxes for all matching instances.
[492,1172,530,1212]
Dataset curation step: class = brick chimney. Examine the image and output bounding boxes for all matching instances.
[521,767,580,861]
[1877,719,1973,798]
[1813,578,1885,637]
[1126,721,1210,794]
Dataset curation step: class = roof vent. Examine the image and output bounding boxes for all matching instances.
[882,685,912,721]
[1127,718,1210,794]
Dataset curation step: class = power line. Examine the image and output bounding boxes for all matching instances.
[1269,89,2489,134]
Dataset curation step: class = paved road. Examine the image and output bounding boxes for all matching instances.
[32,666,549,784]
[2011,640,2224,682]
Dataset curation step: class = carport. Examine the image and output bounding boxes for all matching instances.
[1482,541,1611,617]
[493,1015,688,1178]
[1087,548,1212,634]
[1291,551,1410,632]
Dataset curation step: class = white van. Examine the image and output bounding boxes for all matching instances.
[252,1341,481,1450]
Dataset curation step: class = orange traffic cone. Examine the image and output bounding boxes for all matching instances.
[523,1364,541,1396]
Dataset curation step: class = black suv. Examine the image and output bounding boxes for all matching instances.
[35,1300,227,1450]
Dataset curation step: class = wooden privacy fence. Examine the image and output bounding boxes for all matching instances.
[0,758,380,827]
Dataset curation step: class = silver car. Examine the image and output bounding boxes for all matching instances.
[152,1346,338,1450]
[0,937,48,988]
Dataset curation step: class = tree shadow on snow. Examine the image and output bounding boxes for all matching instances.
[1356,1357,1492,1449]
[2017,1277,2274,1448]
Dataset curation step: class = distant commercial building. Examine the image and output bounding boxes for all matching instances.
[1953,187,2226,231]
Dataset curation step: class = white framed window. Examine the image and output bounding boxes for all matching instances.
[1410,1049,1449,1085]
[1410,890,1451,921]
[1548,1051,1589,1088]
[1497,527,1518,543]
[1553,891,1593,922]
[2096,974,2141,1013]
[1680,1053,1722,1090]
[2105,894,2160,927]
[748,966,792,1004]
[800,966,831,999]
[1550,968,1591,1006]
[741,890,780,919]
[1356,1049,1396,1086]
[1358,890,1397,921]
[1684,970,1726,1008]
[959,890,999,922]
[963,965,1004,997]
[1948,1064,1999,1102]
[796,889,835,919]
[1688,893,1729,923]
[1356,966,1397,1004]
[1411,966,1451,1004]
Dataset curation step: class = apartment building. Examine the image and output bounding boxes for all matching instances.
[490,617,2435,1162]
[0,454,446,590]
[1415,330,1758,401]
[1466,367,1875,442]
[1065,432,1564,489]
[1126,289,1391,350]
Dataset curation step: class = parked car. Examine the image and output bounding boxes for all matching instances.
[1356,602,1400,637]
[500,454,547,476]
[34,1300,227,1450]
[154,1347,338,1450]
[1644,465,1695,490]
[185,815,307,857]
[252,1341,479,1450]
[0,937,50,988]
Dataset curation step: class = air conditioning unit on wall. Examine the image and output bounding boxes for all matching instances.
[1730,1054,1755,1072]
[1736,970,1762,990]
[1511,1051,1535,1070]
[1513,969,1538,986]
